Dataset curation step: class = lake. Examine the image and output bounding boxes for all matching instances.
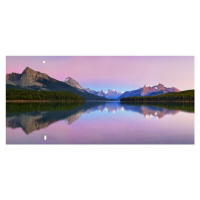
[6,102,194,144]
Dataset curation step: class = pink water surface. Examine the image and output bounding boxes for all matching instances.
[6,103,194,144]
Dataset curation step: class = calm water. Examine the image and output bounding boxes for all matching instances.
[6,102,194,144]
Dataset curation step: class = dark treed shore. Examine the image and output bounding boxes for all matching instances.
[6,89,86,102]
[6,89,195,103]
[120,90,194,102]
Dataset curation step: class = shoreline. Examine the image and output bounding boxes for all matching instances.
[6,100,85,103]
[6,100,194,103]
[120,101,194,103]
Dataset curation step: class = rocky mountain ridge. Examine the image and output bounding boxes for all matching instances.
[118,83,180,99]
[65,77,84,91]
[6,67,108,101]
[6,67,180,100]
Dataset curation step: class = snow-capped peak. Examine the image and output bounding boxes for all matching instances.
[144,84,153,87]
[144,83,162,88]
[65,77,69,82]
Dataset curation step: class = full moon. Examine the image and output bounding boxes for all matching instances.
[42,61,46,64]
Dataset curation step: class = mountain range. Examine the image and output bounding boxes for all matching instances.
[63,76,124,99]
[6,67,107,101]
[64,77,180,99]
[118,83,180,99]
[84,88,124,99]
[84,84,180,99]
[6,67,180,100]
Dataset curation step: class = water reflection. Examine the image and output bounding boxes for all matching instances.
[6,102,194,134]
[123,104,179,119]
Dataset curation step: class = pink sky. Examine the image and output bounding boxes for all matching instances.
[6,56,194,91]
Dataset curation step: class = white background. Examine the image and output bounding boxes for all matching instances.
[0,0,199,200]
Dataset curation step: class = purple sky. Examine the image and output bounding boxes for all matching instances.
[6,56,194,91]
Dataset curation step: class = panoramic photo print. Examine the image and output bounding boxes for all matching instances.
[6,56,194,144]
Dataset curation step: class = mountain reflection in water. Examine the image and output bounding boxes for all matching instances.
[6,102,194,134]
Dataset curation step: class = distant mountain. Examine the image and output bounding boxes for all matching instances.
[60,76,123,99]
[118,83,180,99]
[84,88,97,95]
[6,67,108,101]
[85,84,180,100]
[65,77,85,91]
[105,89,124,99]
[84,88,106,98]
[85,88,123,99]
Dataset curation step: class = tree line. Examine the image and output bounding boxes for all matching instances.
[6,89,86,102]
[120,90,194,102]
